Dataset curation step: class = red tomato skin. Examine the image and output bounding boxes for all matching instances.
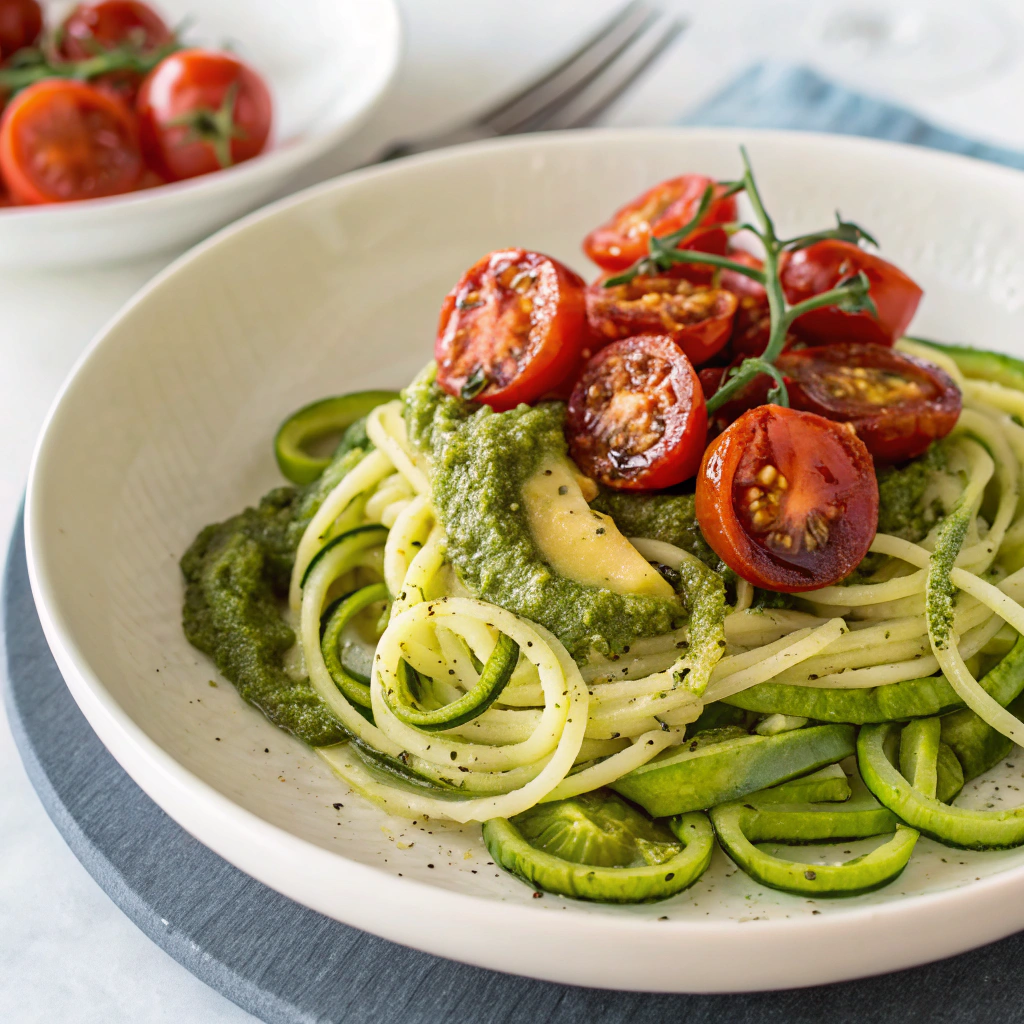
[695,406,878,592]
[136,50,273,181]
[0,79,142,203]
[59,1,172,58]
[583,175,737,272]
[435,249,588,412]
[586,274,737,366]
[780,240,923,347]
[718,249,773,358]
[778,342,962,463]
[0,0,42,60]
[566,334,707,490]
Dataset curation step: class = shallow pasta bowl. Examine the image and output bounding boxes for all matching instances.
[23,128,1024,993]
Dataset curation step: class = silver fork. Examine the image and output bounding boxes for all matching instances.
[379,2,686,161]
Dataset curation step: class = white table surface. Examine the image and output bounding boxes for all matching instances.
[4,0,1024,1019]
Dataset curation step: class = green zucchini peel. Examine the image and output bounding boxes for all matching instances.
[382,633,520,732]
[483,791,713,902]
[320,583,389,710]
[274,391,399,484]
[723,636,1024,724]
[859,721,1024,850]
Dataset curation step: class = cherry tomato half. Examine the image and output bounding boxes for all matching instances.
[586,275,737,366]
[137,50,272,180]
[0,79,142,203]
[780,240,923,347]
[436,249,588,411]
[695,405,878,592]
[583,175,737,273]
[777,342,961,463]
[0,0,42,60]
[60,1,174,105]
[718,248,773,358]
[566,334,707,490]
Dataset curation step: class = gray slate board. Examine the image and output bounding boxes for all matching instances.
[6,510,1024,1023]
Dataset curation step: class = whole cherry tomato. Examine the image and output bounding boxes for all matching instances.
[435,249,588,411]
[0,0,42,60]
[777,342,961,463]
[59,1,172,56]
[59,1,174,104]
[583,175,736,273]
[718,248,773,358]
[780,240,922,347]
[566,333,707,490]
[137,50,272,180]
[0,79,142,203]
[696,405,878,592]
[586,274,737,365]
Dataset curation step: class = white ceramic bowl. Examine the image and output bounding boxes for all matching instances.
[25,128,1024,993]
[0,0,400,269]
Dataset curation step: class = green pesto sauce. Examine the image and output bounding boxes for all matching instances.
[180,422,372,747]
[876,442,948,541]
[404,368,685,659]
[926,502,971,650]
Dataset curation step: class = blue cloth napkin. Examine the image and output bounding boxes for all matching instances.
[680,62,1024,172]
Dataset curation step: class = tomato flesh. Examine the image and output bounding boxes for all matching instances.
[696,406,878,592]
[777,342,961,463]
[780,240,922,347]
[436,249,588,411]
[137,49,273,180]
[583,175,737,273]
[0,79,142,203]
[586,274,736,365]
[0,0,42,60]
[566,333,707,490]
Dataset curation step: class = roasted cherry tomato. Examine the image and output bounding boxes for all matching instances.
[59,1,174,104]
[695,405,878,592]
[777,342,961,463]
[137,50,272,180]
[718,248,773,358]
[436,249,588,411]
[699,360,773,437]
[780,240,922,347]
[586,274,737,366]
[0,79,142,203]
[0,0,42,60]
[583,175,737,273]
[566,333,707,490]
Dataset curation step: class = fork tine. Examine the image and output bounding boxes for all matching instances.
[477,2,657,135]
[535,16,686,132]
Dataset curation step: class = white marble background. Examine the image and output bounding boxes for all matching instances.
[5,0,1024,1019]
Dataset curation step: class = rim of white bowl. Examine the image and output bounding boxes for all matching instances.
[0,0,402,223]
[24,126,1024,993]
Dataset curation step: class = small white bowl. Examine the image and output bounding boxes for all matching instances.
[0,0,401,269]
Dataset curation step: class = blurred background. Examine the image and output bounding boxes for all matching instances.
[3,0,1024,1020]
